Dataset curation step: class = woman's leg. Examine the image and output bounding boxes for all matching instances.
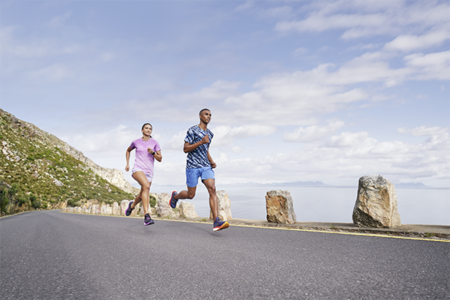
[132,190,142,208]
[132,171,151,216]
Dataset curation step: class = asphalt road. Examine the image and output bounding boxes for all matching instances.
[1,211,449,300]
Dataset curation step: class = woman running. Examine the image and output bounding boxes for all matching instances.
[125,123,162,225]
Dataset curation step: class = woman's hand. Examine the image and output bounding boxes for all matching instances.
[125,164,130,172]
[147,146,154,154]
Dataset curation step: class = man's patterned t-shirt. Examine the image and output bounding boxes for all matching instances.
[184,125,213,169]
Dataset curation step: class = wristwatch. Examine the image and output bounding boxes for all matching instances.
[151,151,155,156]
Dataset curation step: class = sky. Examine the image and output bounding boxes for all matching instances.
[1,0,449,188]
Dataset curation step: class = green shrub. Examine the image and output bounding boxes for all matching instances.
[8,183,19,197]
[150,194,157,207]
[17,195,27,206]
[67,199,79,207]
[32,200,41,209]
[0,189,9,212]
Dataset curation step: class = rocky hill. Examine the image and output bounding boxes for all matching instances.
[0,108,138,215]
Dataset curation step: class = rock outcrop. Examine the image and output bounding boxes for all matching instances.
[120,200,130,216]
[156,193,180,218]
[112,202,120,215]
[209,190,232,221]
[352,175,401,228]
[1,109,138,195]
[179,201,199,219]
[266,190,297,224]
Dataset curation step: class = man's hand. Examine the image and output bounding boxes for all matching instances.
[201,135,210,145]
[210,161,217,168]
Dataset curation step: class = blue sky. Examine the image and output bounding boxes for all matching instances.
[1,0,449,187]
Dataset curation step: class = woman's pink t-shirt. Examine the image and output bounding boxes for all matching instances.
[129,138,161,175]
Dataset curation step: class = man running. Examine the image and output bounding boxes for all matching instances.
[169,108,229,232]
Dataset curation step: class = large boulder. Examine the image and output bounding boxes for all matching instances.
[106,204,112,215]
[100,204,107,215]
[130,202,140,217]
[156,193,180,218]
[209,190,232,221]
[120,200,130,216]
[180,201,199,219]
[92,205,99,215]
[139,203,150,216]
[266,190,297,224]
[112,202,120,215]
[352,175,401,228]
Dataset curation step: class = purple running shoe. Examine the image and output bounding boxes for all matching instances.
[125,201,134,216]
[144,214,154,226]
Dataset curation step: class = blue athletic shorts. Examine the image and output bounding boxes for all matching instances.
[186,167,215,187]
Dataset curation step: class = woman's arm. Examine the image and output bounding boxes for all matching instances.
[147,146,162,162]
[125,146,133,172]
[153,150,162,162]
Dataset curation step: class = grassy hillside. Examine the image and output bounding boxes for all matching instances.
[0,109,134,215]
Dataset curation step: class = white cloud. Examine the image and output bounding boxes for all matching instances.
[26,64,72,82]
[326,131,376,148]
[398,126,448,137]
[163,132,186,152]
[384,29,450,52]
[293,47,307,55]
[211,125,277,147]
[96,52,115,64]
[235,1,254,12]
[47,12,72,28]
[274,1,450,40]
[63,125,137,156]
[163,125,277,152]
[211,128,450,186]
[283,121,344,143]
[403,50,450,80]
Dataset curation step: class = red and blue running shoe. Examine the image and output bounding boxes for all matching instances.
[169,191,178,208]
[213,217,229,232]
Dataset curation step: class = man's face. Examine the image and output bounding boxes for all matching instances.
[200,110,211,124]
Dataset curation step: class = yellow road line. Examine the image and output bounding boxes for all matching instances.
[60,212,450,243]
[227,223,450,243]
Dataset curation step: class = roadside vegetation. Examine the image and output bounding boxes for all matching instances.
[0,109,134,215]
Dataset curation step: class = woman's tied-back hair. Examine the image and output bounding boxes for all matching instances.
[142,123,152,138]
[199,108,210,115]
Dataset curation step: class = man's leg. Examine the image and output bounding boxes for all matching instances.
[170,168,199,208]
[203,178,229,232]
[174,186,197,200]
[203,178,218,219]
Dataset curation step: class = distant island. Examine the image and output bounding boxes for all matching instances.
[152,180,450,189]
[152,181,329,188]
[225,181,329,187]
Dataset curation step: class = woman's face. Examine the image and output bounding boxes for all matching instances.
[142,124,153,136]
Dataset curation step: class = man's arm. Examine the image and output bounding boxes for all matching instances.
[207,150,216,168]
[183,135,209,153]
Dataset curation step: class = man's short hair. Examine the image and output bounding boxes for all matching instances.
[199,108,210,115]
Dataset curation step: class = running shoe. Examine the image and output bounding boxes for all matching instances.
[169,191,178,209]
[144,214,154,226]
[213,217,229,232]
[125,200,134,216]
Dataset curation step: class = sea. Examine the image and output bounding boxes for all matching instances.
[150,185,450,226]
